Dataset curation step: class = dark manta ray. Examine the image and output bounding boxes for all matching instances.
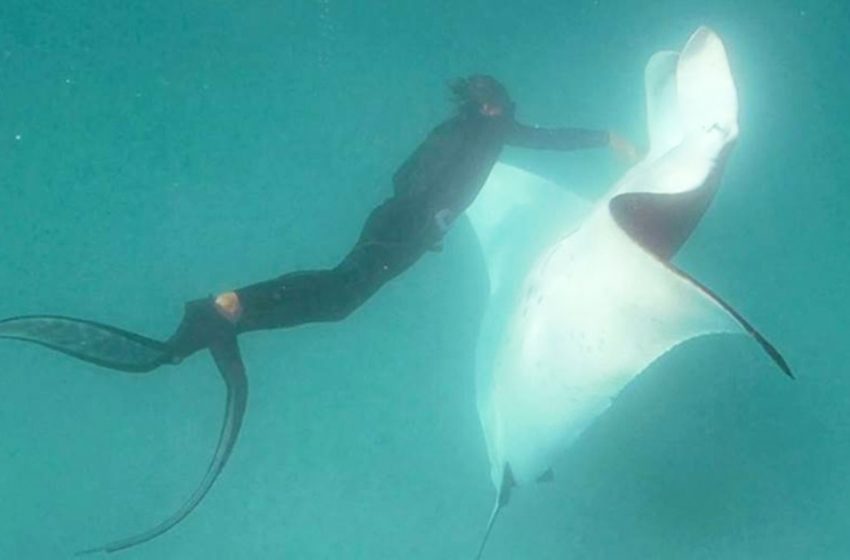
[466,27,792,558]
[0,315,247,554]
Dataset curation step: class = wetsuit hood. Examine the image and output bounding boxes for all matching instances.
[451,75,515,117]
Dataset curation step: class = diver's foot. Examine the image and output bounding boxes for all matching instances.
[167,296,240,363]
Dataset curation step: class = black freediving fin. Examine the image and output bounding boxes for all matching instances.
[474,464,515,560]
[664,263,794,378]
[76,334,249,555]
[0,315,172,372]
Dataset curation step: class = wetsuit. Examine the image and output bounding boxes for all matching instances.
[171,110,609,356]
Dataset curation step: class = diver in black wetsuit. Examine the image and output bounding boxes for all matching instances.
[0,74,638,554]
[168,75,637,359]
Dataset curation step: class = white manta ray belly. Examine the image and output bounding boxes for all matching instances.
[483,214,740,486]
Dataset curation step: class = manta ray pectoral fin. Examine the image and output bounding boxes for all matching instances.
[0,315,172,373]
[77,335,249,555]
[474,464,515,560]
[666,263,794,379]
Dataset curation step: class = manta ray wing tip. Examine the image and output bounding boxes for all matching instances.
[753,333,794,379]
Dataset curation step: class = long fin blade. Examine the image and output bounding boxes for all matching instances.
[77,336,249,555]
[0,315,170,373]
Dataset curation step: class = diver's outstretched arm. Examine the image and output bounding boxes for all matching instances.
[506,121,610,151]
[506,121,641,163]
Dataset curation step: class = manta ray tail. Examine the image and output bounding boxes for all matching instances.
[0,315,172,372]
[76,335,248,555]
[474,464,515,560]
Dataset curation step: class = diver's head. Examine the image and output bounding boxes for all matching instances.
[450,75,514,117]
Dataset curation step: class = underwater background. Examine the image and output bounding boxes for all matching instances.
[1,1,848,558]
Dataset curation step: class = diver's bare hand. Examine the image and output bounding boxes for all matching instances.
[609,132,641,164]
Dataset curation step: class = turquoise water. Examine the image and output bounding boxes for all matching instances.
[1,1,848,558]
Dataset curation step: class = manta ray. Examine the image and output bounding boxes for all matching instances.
[466,27,792,559]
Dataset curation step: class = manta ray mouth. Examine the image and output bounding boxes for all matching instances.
[608,167,721,261]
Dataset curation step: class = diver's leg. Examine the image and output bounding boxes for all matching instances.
[167,198,431,359]
[231,232,425,331]
[232,197,431,331]
[166,296,242,361]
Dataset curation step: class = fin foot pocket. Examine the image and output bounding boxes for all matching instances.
[167,298,239,361]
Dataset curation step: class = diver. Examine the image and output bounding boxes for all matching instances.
[168,75,637,359]
[0,74,637,554]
